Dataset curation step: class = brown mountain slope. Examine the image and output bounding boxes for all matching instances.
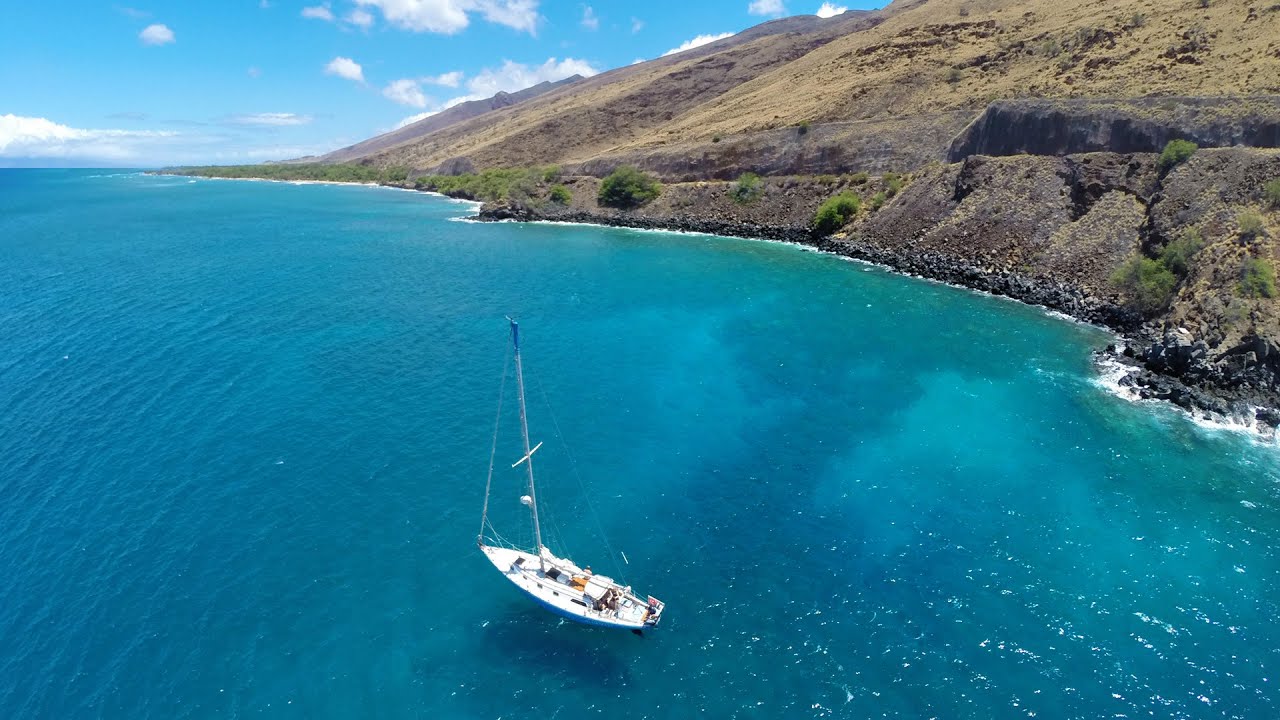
[318,75,583,164]
[647,0,1280,144]
[357,0,1280,176]
[354,10,880,170]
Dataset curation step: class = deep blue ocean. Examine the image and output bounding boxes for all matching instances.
[1,169,1277,719]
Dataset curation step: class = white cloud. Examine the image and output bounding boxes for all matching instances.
[0,113,351,167]
[428,57,594,110]
[354,0,539,35]
[630,17,643,33]
[423,71,463,87]
[224,113,314,127]
[139,23,175,45]
[662,32,733,57]
[748,0,785,16]
[472,0,539,33]
[324,56,365,83]
[464,57,596,98]
[395,111,440,129]
[0,114,179,162]
[302,4,335,21]
[816,2,846,17]
[117,6,150,19]
[383,79,429,108]
[581,5,598,30]
[248,66,262,78]
[347,8,375,27]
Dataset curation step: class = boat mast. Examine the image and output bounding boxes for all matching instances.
[509,318,546,571]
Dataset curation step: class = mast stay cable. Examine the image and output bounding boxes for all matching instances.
[478,342,511,545]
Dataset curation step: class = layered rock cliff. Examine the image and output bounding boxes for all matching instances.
[948,97,1280,161]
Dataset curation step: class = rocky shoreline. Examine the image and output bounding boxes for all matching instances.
[477,190,1280,431]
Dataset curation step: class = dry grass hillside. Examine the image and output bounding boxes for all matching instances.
[356,0,1280,176]
[651,0,1280,144]
[357,11,878,170]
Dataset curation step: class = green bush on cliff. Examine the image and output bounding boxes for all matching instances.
[549,184,572,205]
[1158,139,1197,171]
[1238,209,1266,239]
[598,166,662,209]
[1266,179,1280,209]
[1111,256,1177,314]
[1158,227,1205,277]
[883,172,905,197]
[731,172,764,204]
[812,192,862,235]
[869,191,888,211]
[1240,258,1278,299]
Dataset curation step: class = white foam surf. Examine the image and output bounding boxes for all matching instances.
[1093,355,1278,446]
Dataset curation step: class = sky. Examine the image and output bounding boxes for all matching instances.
[0,1,885,167]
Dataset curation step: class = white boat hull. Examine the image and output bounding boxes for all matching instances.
[480,544,664,630]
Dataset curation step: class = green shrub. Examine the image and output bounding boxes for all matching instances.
[548,184,572,205]
[1158,139,1197,171]
[946,67,962,84]
[1037,38,1062,58]
[597,166,662,209]
[869,191,888,211]
[1111,255,1177,314]
[1264,179,1280,209]
[414,167,547,202]
[883,172,905,197]
[731,172,764,204]
[173,163,413,185]
[797,120,810,136]
[1238,209,1266,239]
[1128,12,1147,29]
[1158,227,1205,277]
[814,174,839,185]
[1240,258,1278,298]
[712,134,722,143]
[849,171,869,185]
[542,165,562,183]
[812,192,862,235]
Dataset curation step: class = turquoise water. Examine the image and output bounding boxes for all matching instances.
[1,169,1277,719]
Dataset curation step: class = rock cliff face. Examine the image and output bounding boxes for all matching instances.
[948,97,1280,161]
[475,147,1280,424]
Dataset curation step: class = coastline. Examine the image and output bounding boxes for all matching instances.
[475,198,1280,435]
[150,167,1280,433]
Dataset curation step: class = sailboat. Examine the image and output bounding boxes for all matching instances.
[477,319,665,630]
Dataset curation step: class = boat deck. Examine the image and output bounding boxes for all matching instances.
[480,545,663,629]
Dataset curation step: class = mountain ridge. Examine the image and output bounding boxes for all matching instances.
[316,75,585,164]
[332,0,1280,178]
